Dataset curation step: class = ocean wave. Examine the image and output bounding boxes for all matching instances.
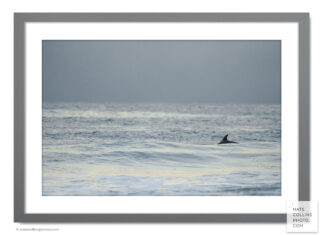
[42,103,281,196]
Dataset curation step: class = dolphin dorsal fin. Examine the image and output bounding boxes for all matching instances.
[222,134,228,141]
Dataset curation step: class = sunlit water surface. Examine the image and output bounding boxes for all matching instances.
[43,103,281,196]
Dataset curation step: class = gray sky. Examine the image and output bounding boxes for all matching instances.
[42,40,281,103]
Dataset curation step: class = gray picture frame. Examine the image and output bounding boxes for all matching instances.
[14,13,310,223]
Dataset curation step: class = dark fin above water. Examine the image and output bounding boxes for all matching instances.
[218,134,238,144]
[222,134,228,142]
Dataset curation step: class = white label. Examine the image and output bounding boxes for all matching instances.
[287,201,318,233]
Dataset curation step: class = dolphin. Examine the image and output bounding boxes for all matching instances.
[218,134,238,144]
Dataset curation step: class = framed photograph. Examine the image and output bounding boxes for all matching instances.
[14,13,310,223]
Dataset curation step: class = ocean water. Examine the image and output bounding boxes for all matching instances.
[42,103,281,196]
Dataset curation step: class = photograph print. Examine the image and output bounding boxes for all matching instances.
[42,40,281,196]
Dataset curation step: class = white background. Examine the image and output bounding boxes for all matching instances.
[0,0,323,234]
[25,22,298,214]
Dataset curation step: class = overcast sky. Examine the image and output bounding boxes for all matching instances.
[42,40,281,103]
